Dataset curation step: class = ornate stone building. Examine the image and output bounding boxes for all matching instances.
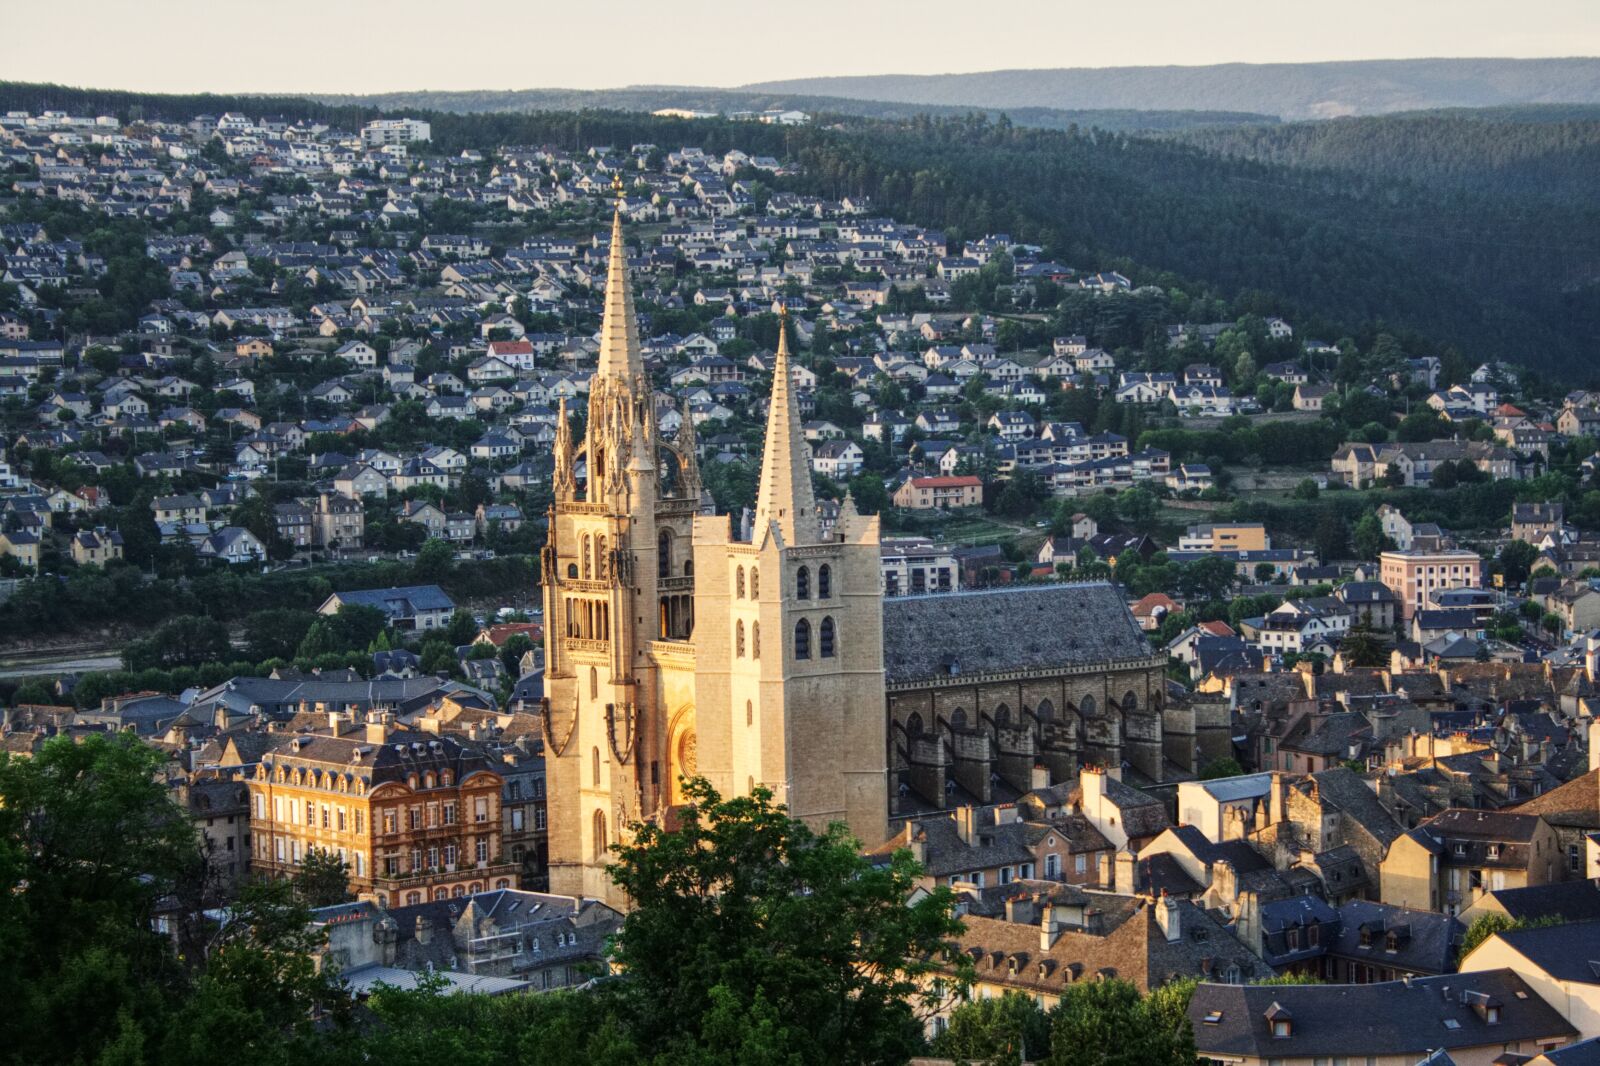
[541,198,887,906]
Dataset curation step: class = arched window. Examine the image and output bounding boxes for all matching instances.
[906,712,925,736]
[567,563,578,579]
[596,535,607,579]
[592,810,608,861]
[1079,694,1097,717]
[746,700,754,727]
[748,776,756,795]
[994,703,1011,728]
[736,566,745,599]
[658,531,670,579]
[581,534,592,579]
[1122,690,1139,713]
[750,568,759,597]
[736,619,746,658]
[796,565,810,600]
[751,622,760,659]
[794,618,811,659]
[818,563,832,599]
[1036,698,1056,724]
[820,616,836,658]
[589,666,598,700]
[683,559,693,577]
[950,708,968,729]
[591,747,601,787]
[406,892,422,906]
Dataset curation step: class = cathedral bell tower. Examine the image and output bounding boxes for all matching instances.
[541,181,701,905]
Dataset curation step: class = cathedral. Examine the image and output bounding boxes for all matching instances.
[541,197,888,906]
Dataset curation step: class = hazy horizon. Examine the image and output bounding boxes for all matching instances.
[9,0,1599,96]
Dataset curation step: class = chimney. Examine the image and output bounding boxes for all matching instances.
[1269,771,1290,826]
[1155,893,1182,942]
[1587,633,1600,684]
[1005,895,1035,926]
[907,827,926,866]
[1040,902,1060,950]
[1115,848,1137,894]
[953,805,975,845]
[1079,766,1106,810]
[414,915,431,945]
[1031,763,1051,790]
[365,718,388,745]
[326,711,344,733]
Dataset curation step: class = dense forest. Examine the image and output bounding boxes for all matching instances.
[3,82,1595,378]
[744,57,1600,120]
[1171,106,1600,201]
[310,86,1271,134]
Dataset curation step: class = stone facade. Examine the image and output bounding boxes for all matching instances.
[542,204,887,908]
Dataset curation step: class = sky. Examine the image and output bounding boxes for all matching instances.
[8,0,1599,95]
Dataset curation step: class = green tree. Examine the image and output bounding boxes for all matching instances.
[292,846,351,908]
[412,537,455,583]
[243,608,318,662]
[1291,478,1319,501]
[123,615,233,670]
[1499,540,1539,586]
[1351,512,1394,560]
[932,992,1052,1066]
[0,734,201,1064]
[1458,913,1564,963]
[1340,619,1389,667]
[607,777,969,1065]
[1199,757,1245,780]
[445,609,478,647]
[1045,977,1194,1066]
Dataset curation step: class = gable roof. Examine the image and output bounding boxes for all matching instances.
[881,583,1150,686]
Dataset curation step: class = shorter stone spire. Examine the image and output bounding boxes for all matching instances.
[551,396,574,498]
[753,309,819,546]
[676,397,702,498]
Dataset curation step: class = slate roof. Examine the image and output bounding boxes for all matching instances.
[1512,768,1600,830]
[1482,918,1600,983]
[881,582,1150,685]
[1478,880,1600,924]
[1189,969,1574,1059]
[1329,899,1462,975]
[1306,767,1405,847]
[956,895,1268,994]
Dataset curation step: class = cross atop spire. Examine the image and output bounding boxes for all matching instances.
[595,199,642,383]
[753,307,819,546]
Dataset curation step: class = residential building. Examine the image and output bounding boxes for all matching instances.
[892,475,983,510]
[1380,549,1484,620]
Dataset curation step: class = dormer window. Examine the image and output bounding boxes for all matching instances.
[1265,1003,1292,1039]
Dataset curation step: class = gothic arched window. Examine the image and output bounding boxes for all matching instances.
[796,565,810,600]
[994,703,1011,728]
[751,622,760,660]
[736,619,746,658]
[794,618,811,659]
[736,566,746,599]
[818,564,832,599]
[596,535,607,579]
[746,700,754,727]
[589,666,598,700]
[950,708,968,730]
[819,616,836,658]
[593,809,608,861]
[658,531,670,579]
[1122,690,1139,713]
[591,746,601,787]
[906,712,925,736]
[582,534,592,579]
[749,568,759,597]
[1036,698,1056,724]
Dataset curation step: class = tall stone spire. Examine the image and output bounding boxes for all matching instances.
[753,309,819,546]
[675,397,702,498]
[595,177,643,384]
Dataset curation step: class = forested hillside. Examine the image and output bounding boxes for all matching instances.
[309,86,1270,133]
[1171,106,1600,200]
[745,57,1600,120]
[3,82,1594,377]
